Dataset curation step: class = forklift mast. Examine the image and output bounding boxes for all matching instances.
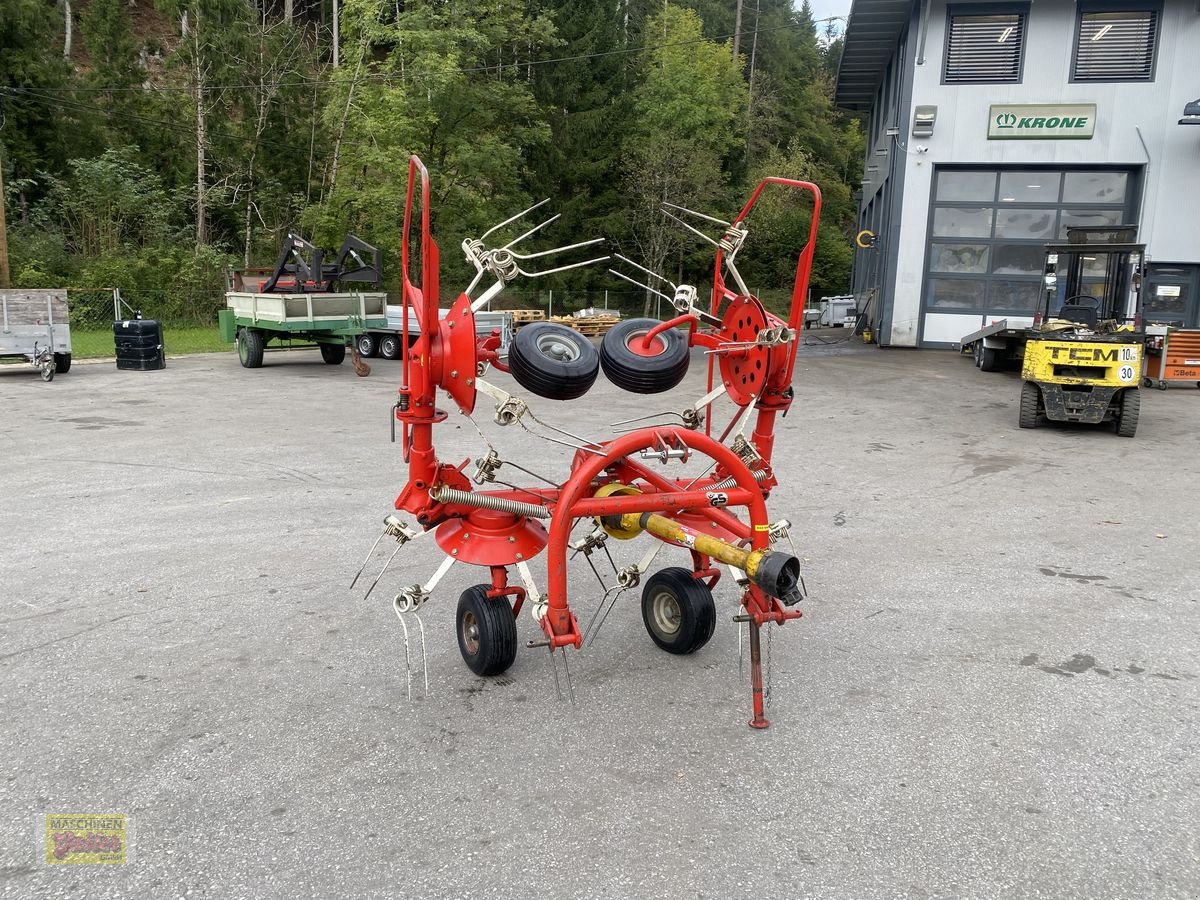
[1039,226,1145,329]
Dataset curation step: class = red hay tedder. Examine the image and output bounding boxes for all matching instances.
[353,156,822,728]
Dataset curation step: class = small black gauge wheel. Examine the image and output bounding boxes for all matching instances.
[640,567,716,655]
[456,585,518,676]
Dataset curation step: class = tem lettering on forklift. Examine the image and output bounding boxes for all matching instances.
[1048,347,1121,362]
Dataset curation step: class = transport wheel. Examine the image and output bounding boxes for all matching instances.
[319,342,346,365]
[1018,381,1040,429]
[53,353,71,374]
[508,322,599,400]
[379,334,402,360]
[356,334,378,358]
[1157,380,1167,391]
[979,346,1001,372]
[456,585,518,676]
[238,328,265,368]
[640,567,717,655]
[41,363,54,382]
[600,318,690,394]
[1115,389,1140,438]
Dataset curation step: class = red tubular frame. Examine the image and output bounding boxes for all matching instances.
[388,157,817,729]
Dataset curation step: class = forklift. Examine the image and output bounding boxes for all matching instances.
[1019,226,1145,437]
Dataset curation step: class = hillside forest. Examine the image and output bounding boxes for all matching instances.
[0,0,863,324]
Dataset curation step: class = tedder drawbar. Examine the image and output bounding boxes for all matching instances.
[353,156,821,728]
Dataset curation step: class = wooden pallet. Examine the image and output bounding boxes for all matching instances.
[510,309,546,322]
[573,315,620,337]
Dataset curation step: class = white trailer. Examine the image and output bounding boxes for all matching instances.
[354,305,513,360]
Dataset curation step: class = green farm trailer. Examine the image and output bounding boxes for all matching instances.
[218,291,389,368]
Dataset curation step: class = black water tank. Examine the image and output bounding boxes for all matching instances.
[113,318,165,371]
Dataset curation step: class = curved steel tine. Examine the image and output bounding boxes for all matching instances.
[611,254,677,287]
[397,613,413,700]
[610,409,685,429]
[350,529,389,589]
[607,269,674,303]
[416,614,428,696]
[516,254,610,279]
[364,542,404,600]
[662,208,721,248]
[511,236,606,261]
[661,201,731,228]
[501,213,561,250]
[480,198,551,242]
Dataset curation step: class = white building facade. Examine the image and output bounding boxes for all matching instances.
[836,0,1200,347]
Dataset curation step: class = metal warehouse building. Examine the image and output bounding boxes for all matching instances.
[836,0,1200,348]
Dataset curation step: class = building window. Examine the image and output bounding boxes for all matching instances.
[1072,6,1159,82]
[943,6,1028,84]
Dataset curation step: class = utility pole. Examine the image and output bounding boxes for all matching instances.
[0,154,11,289]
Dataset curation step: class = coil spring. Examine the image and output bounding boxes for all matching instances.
[707,467,771,491]
[431,486,551,519]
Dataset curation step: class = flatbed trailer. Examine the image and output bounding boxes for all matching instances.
[354,305,513,360]
[218,291,389,368]
[0,289,73,379]
[958,317,1037,372]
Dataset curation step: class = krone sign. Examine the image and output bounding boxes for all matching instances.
[988,104,1096,140]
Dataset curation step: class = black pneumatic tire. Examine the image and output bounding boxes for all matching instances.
[238,328,265,368]
[600,318,690,394]
[1116,389,1140,438]
[456,585,519,676]
[508,322,599,400]
[319,342,346,365]
[53,353,71,374]
[640,567,717,655]
[1019,381,1040,429]
[979,345,1001,372]
[356,334,378,358]
[379,334,402,360]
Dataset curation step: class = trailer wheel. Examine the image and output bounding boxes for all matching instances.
[319,342,346,365]
[600,318,690,394]
[53,353,71,374]
[456,585,518,676]
[980,345,1001,372]
[356,334,378,358]
[972,342,982,368]
[40,363,55,382]
[641,567,716,655]
[237,328,265,368]
[508,322,599,400]
[1115,389,1140,438]
[379,334,402,360]
[1019,381,1040,429]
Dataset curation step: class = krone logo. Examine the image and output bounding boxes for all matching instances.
[996,112,1017,128]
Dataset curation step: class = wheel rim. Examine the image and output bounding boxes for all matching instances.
[461,610,480,656]
[382,338,397,357]
[649,589,682,636]
[237,334,248,363]
[625,330,666,357]
[536,333,581,362]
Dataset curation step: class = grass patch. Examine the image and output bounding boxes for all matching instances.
[70,326,229,359]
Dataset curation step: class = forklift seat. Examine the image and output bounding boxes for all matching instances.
[1058,304,1099,327]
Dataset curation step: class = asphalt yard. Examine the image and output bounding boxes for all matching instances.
[2,332,1197,898]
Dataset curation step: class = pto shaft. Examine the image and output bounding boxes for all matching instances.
[602,511,802,605]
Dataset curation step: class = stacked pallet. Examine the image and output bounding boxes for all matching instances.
[510,309,546,330]
[573,315,620,337]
